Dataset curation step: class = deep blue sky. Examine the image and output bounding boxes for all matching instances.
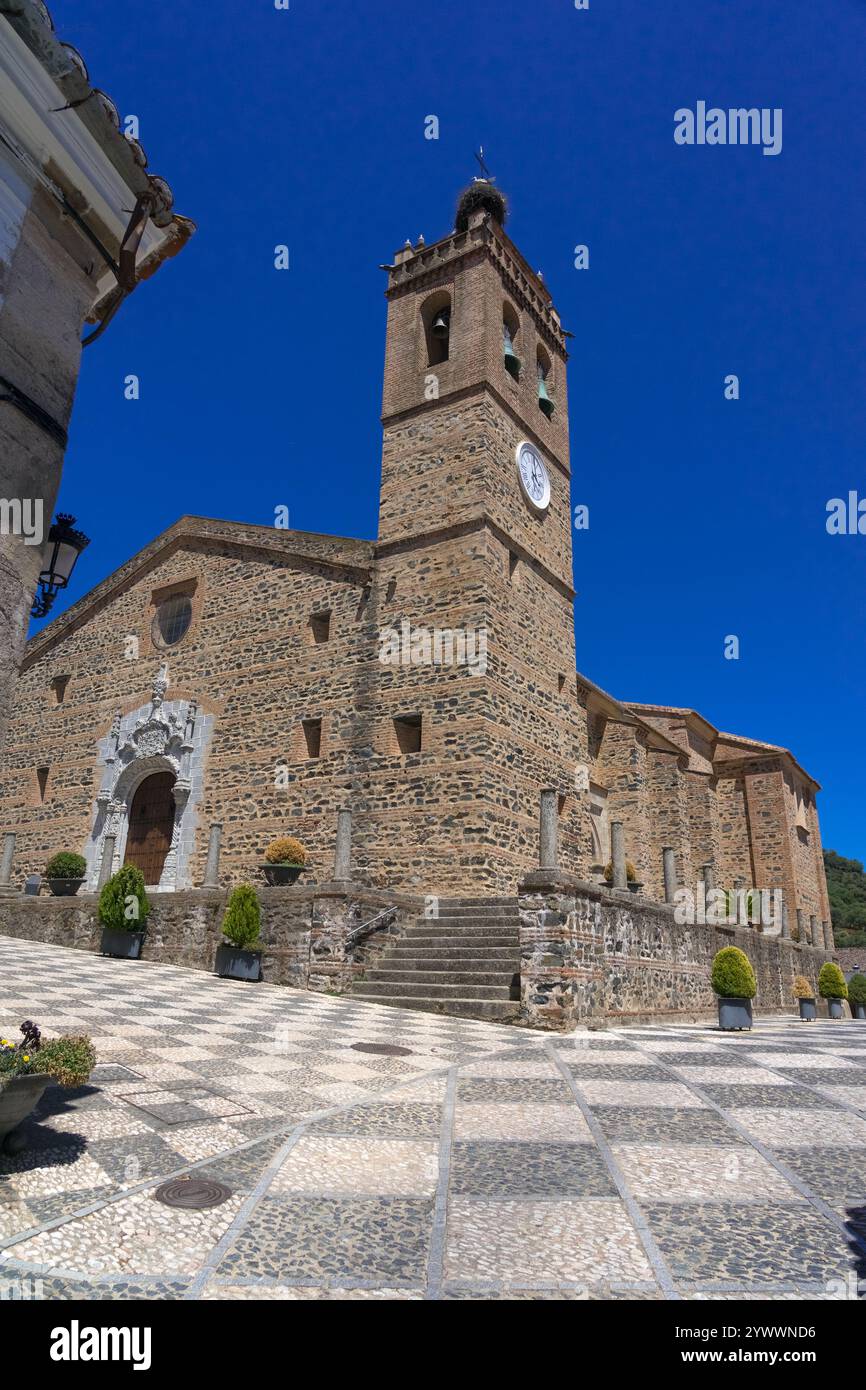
[41,0,865,858]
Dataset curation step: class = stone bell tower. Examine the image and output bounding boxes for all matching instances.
[365,179,592,894]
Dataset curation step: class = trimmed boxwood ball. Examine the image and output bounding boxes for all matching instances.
[263,836,306,866]
[604,859,637,883]
[222,883,261,950]
[818,962,848,1000]
[45,852,86,879]
[847,973,866,1006]
[98,865,150,931]
[711,946,757,1000]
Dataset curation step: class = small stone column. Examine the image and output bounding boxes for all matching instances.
[822,919,832,953]
[809,914,817,949]
[202,823,222,889]
[781,897,790,941]
[333,808,352,882]
[0,832,16,896]
[796,908,805,944]
[662,847,676,905]
[539,789,558,870]
[611,821,626,890]
[97,835,116,890]
[701,862,715,895]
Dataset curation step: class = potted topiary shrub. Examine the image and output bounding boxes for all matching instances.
[848,973,866,1021]
[711,945,757,1030]
[216,883,263,981]
[45,852,87,897]
[819,961,849,1019]
[0,1020,95,1154]
[792,974,817,1022]
[260,836,307,886]
[98,864,150,959]
[603,859,642,894]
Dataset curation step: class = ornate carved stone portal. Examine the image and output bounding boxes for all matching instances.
[85,666,212,890]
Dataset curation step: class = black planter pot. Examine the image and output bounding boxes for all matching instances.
[0,1072,50,1154]
[798,998,817,1021]
[258,861,303,884]
[260,863,304,886]
[47,877,85,897]
[215,944,262,982]
[826,998,845,1020]
[717,997,753,1031]
[100,928,146,960]
[853,1003,866,1021]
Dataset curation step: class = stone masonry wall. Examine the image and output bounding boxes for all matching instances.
[518,875,834,1031]
[0,886,420,994]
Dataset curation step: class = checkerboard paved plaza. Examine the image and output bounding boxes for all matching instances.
[1,937,864,1300]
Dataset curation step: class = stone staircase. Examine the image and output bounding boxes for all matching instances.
[351,897,521,1022]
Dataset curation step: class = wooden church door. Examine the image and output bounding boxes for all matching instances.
[124,771,176,885]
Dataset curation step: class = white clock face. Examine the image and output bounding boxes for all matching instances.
[515,441,551,512]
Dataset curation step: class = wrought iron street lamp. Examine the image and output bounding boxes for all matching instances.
[31,513,90,619]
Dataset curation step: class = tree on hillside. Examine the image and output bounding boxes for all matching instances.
[824,850,866,946]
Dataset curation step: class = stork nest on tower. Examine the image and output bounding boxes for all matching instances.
[455,180,507,234]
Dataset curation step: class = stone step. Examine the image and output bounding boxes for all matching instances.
[412,915,520,929]
[374,955,519,971]
[390,946,520,962]
[421,905,517,919]
[434,897,517,907]
[350,992,521,1022]
[355,979,514,1001]
[405,923,519,937]
[366,968,519,987]
[401,935,519,950]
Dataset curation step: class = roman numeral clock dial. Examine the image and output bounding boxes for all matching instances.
[516,440,551,513]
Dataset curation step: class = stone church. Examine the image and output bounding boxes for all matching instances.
[0,181,831,947]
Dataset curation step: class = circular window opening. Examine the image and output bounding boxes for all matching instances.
[153,594,192,647]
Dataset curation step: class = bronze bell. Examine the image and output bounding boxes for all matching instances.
[431,310,450,338]
[503,325,521,379]
[537,368,555,419]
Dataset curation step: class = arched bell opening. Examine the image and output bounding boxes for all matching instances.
[421,290,452,366]
[503,302,521,381]
[536,344,555,419]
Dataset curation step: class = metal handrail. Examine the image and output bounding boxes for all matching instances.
[345,906,397,953]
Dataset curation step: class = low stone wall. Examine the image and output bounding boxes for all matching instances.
[518,873,836,1030]
[0,885,421,994]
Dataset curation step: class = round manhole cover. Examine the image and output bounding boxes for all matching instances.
[351,1042,414,1057]
[154,1177,232,1210]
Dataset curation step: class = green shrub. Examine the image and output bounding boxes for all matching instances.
[264,836,306,865]
[0,1023,94,1091]
[711,946,757,1000]
[792,974,815,1001]
[818,962,848,1000]
[37,1035,96,1089]
[98,864,150,932]
[604,859,637,883]
[45,852,87,879]
[222,883,261,949]
[847,973,866,1006]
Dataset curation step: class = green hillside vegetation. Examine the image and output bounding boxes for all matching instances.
[824,850,866,947]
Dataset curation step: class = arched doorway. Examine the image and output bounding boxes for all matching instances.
[123,771,176,885]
